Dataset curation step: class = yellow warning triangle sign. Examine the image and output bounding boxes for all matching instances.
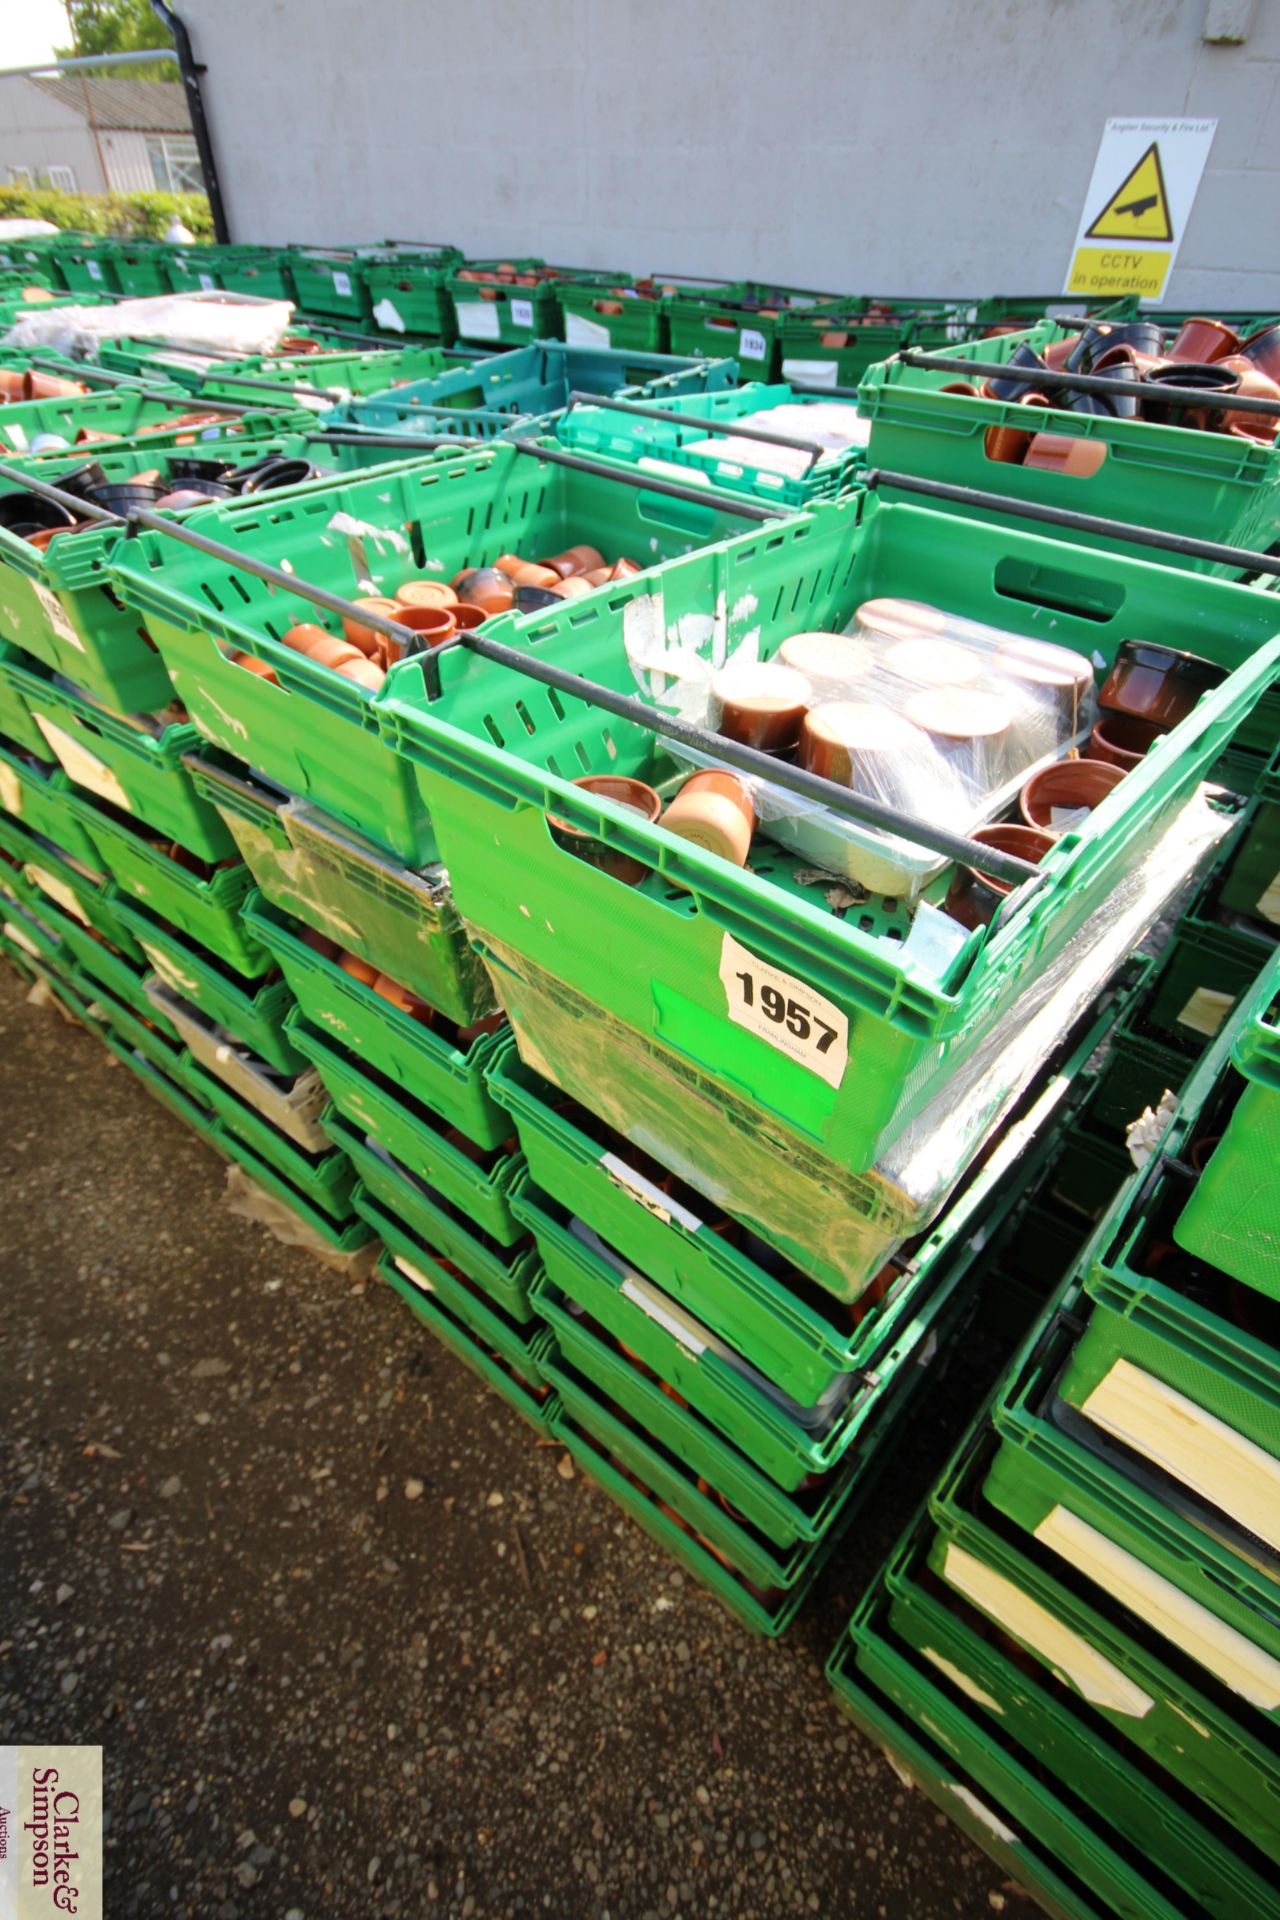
[1085,142,1173,242]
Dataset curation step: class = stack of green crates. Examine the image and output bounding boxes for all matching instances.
[499,978,1137,1632]
[829,944,1280,1919]
[0,336,385,1249]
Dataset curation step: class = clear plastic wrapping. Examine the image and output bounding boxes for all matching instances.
[476,788,1227,1301]
[682,399,870,479]
[3,291,295,361]
[633,592,1098,898]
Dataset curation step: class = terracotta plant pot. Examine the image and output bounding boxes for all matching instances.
[984,392,1053,464]
[1020,757,1125,831]
[993,635,1096,730]
[1239,321,1280,386]
[395,579,458,612]
[661,770,756,868]
[945,823,1054,930]
[1022,432,1108,479]
[282,624,361,672]
[903,687,1015,790]
[1217,356,1280,443]
[548,775,662,887]
[709,661,812,754]
[342,595,400,658]
[384,605,457,661]
[452,567,515,615]
[1167,316,1241,365]
[800,700,927,809]
[1086,712,1163,770]
[1098,639,1226,730]
[776,631,873,691]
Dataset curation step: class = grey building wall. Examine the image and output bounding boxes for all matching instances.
[185,0,1280,306]
[0,78,108,193]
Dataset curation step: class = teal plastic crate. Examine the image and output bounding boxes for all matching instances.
[285,1011,523,1243]
[108,440,769,864]
[111,895,304,1075]
[858,319,1280,574]
[379,489,1280,1296]
[332,340,739,440]
[555,381,865,507]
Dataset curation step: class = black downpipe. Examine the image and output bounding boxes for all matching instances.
[151,1,231,244]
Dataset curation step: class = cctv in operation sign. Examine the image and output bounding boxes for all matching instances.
[1065,118,1217,303]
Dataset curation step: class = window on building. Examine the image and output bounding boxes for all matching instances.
[146,135,204,194]
[46,166,77,192]
[7,166,34,187]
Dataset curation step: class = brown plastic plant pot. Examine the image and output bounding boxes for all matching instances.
[799,700,928,811]
[983,392,1053,465]
[1166,316,1242,365]
[1217,356,1280,443]
[709,661,812,755]
[1022,432,1109,479]
[548,775,662,887]
[1019,757,1126,832]
[944,823,1054,931]
[1239,321,1280,386]
[1098,639,1227,731]
[660,770,756,869]
[1085,712,1164,771]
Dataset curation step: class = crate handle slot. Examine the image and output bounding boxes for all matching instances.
[863,467,1280,578]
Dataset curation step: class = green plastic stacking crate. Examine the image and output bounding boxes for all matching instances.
[0,386,208,457]
[987,1308,1280,1678]
[186,755,496,1024]
[773,297,976,389]
[858,319,1280,574]
[663,279,845,382]
[380,490,1280,1298]
[1174,950,1280,1299]
[1217,752,1280,928]
[0,740,102,866]
[0,662,233,861]
[929,1424,1280,1851]
[559,281,668,354]
[244,893,507,1145]
[108,440,773,865]
[71,793,268,975]
[286,1012,522,1242]
[446,265,629,349]
[109,242,176,297]
[179,1056,355,1219]
[112,895,304,1076]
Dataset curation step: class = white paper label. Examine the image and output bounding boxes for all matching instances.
[199,271,215,291]
[32,715,134,811]
[510,297,535,331]
[781,356,839,389]
[31,579,84,651]
[1256,870,1280,925]
[455,300,502,341]
[620,1275,707,1355]
[332,269,353,298]
[87,259,102,281]
[0,763,22,814]
[24,866,88,923]
[372,296,405,334]
[3,919,42,956]
[739,327,768,363]
[599,1151,704,1233]
[718,932,848,1089]
[1176,986,1234,1037]
[565,311,613,349]
[394,1253,436,1294]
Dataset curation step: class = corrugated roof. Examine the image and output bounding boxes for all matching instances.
[28,77,192,134]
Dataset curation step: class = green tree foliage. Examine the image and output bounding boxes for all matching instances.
[0,186,212,241]
[56,1,176,81]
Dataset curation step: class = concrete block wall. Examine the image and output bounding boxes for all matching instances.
[183,0,1280,307]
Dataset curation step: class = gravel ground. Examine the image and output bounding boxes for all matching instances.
[0,966,1040,1920]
